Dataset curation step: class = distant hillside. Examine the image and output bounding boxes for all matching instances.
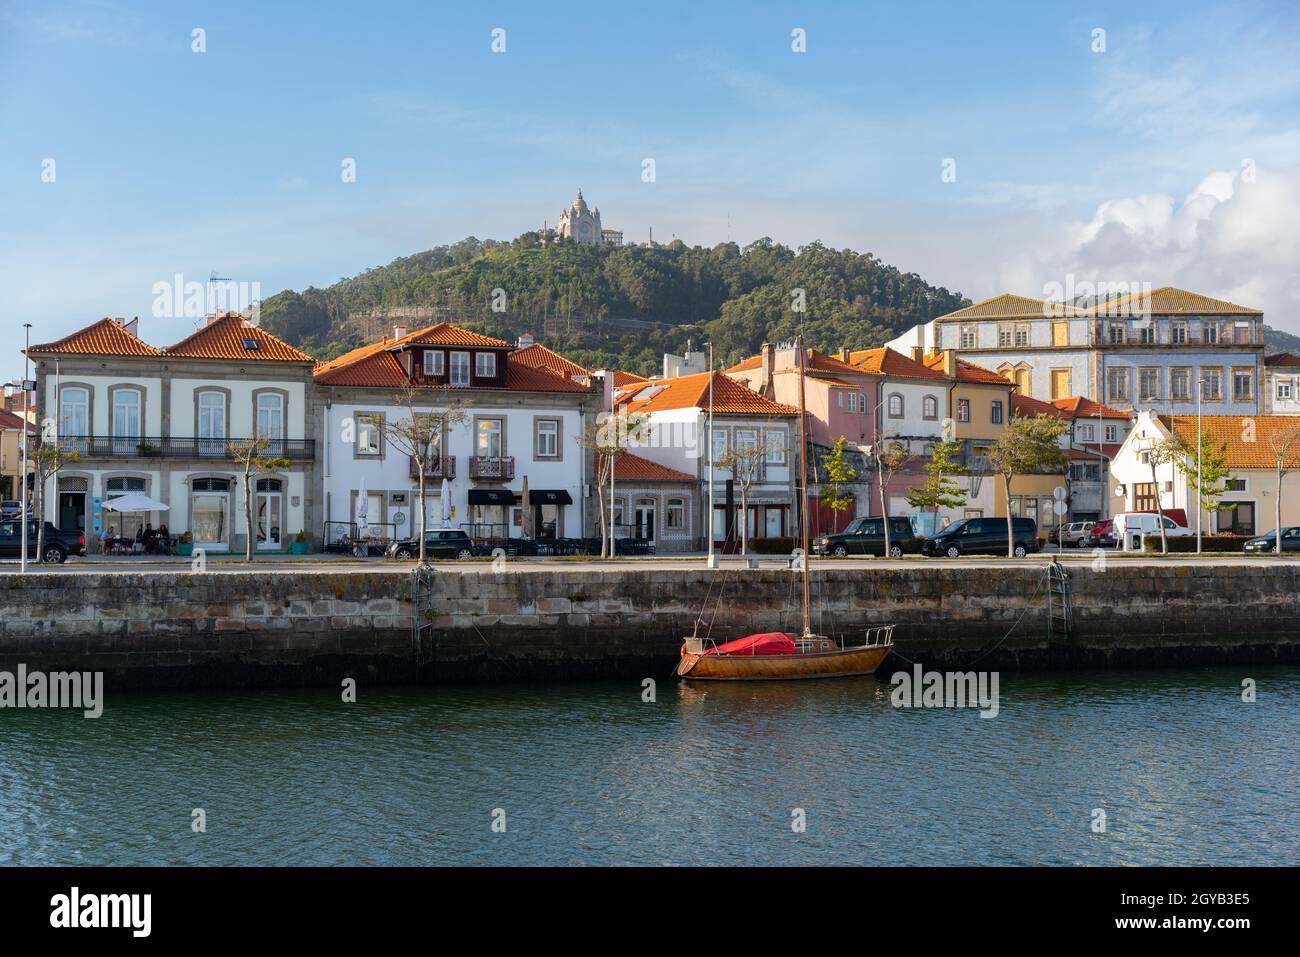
[257,234,970,375]
[1265,325,1300,356]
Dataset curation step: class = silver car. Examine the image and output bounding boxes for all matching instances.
[1058,521,1095,547]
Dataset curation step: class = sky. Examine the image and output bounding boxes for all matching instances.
[2,0,1300,356]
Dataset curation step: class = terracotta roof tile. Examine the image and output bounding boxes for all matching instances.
[847,347,948,381]
[404,322,509,347]
[164,313,315,362]
[1159,414,1300,469]
[727,348,863,376]
[0,409,34,432]
[614,451,697,482]
[1266,352,1300,367]
[511,343,591,381]
[613,370,649,388]
[936,293,1085,321]
[1091,287,1261,317]
[1012,393,1071,419]
[619,371,799,415]
[1048,396,1132,420]
[27,317,163,357]
[920,353,1013,385]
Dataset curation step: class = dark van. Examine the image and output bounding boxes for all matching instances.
[815,516,918,557]
[921,517,1039,558]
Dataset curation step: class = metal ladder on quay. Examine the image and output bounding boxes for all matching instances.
[412,565,438,665]
[1046,559,1072,643]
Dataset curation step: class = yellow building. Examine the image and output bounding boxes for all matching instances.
[0,409,33,501]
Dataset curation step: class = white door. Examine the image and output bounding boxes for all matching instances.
[256,482,282,550]
[198,391,226,456]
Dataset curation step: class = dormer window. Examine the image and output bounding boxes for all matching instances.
[423,350,443,377]
[476,352,497,378]
[450,351,471,386]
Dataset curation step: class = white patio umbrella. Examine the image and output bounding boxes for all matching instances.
[356,476,370,539]
[440,477,451,528]
[102,494,170,514]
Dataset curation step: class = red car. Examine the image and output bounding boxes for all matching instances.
[1086,519,1116,548]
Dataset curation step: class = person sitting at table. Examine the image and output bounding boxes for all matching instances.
[101,525,117,554]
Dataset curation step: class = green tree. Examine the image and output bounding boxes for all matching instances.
[905,437,969,521]
[820,436,859,526]
[1168,432,1233,544]
[987,415,1070,557]
[228,437,292,562]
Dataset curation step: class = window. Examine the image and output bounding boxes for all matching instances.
[844,391,859,413]
[1014,324,1030,347]
[998,324,1014,348]
[197,390,226,456]
[1218,502,1255,535]
[1224,478,1246,492]
[476,418,503,458]
[1204,322,1219,345]
[1138,324,1155,345]
[1234,322,1252,345]
[712,429,727,462]
[535,418,559,458]
[1173,322,1188,345]
[423,350,444,377]
[666,498,685,529]
[1079,423,1095,442]
[956,398,970,423]
[735,428,757,451]
[1108,324,1125,345]
[765,430,786,465]
[111,387,141,453]
[1070,462,1101,482]
[190,478,230,547]
[255,393,284,441]
[960,325,977,349]
[450,351,470,386]
[922,395,937,419]
[1133,482,1158,512]
[991,401,1003,424]
[1201,368,1222,400]
[856,393,867,413]
[60,386,89,439]
[1139,368,1160,402]
[888,394,904,418]
[1233,368,1254,402]
[1104,425,1118,443]
[1170,368,1190,401]
[356,414,381,455]
[1107,368,1129,403]
[1278,379,1293,400]
[476,352,497,378]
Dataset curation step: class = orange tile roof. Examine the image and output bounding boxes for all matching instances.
[620,371,799,415]
[1266,352,1300,367]
[0,409,35,432]
[614,450,697,483]
[27,317,163,357]
[1078,442,1123,459]
[404,322,509,347]
[920,353,1013,385]
[727,348,863,376]
[1160,414,1300,469]
[1012,393,1070,419]
[936,293,1084,322]
[511,342,591,381]
[1091,287,1261,317]
[164,313,315,362]
[613,370,649,388]
[847,347,948,381]
[1048,396,1131,420]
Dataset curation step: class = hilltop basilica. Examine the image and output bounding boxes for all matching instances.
[555,190,621,246]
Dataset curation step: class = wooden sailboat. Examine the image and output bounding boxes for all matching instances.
[677,336,894,680]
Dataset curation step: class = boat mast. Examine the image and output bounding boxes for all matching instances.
[797,335,811,637]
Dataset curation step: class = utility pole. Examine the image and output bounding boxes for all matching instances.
[20,323,32,572]
[706,341,715,566]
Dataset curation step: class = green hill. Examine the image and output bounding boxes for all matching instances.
[257,233,970,375]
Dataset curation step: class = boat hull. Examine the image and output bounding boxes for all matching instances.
[676,642,892,681]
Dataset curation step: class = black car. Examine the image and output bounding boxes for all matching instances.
[921,516,1040,558]
[815,516,918,557]
[385,528,476,560]
[1244,527,1300,553]
[0,520,84,563]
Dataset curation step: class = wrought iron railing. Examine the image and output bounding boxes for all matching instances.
[408,454,456,480]
[469,455,515,480]
[56,436,315,460]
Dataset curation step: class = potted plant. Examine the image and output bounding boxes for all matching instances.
[177,530,194,557]
[136,440,157,456]
[289,530,309,555]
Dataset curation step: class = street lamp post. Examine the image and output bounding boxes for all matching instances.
[21,323,32,572]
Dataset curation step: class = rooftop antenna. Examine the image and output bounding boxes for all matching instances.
[204,270,232,327]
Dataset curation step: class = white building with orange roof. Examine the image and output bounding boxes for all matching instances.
[608,451,700,552]
[26,313,318,553]
[616,369,799,547]
[314,323,603,547]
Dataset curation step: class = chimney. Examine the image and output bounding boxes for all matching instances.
[393,325,407,341]
[839,347,850,363]
[943,348,958,377]
[517,332,535,349]
[760,342,775,396]
[910,346,924,363]
[117,316,139,337]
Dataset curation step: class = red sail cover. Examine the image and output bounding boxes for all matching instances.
[704,632,797,656]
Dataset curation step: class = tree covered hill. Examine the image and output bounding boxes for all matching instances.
[257,233,971,375]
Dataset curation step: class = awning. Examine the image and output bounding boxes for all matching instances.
[468,489,517,506]
[528,489,573,506]
[103,494,170,512]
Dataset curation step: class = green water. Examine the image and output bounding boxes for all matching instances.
[1,666,1296,865]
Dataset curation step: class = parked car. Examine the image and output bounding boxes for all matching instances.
[0,500,23,518]
[1112,511,1192,549]
[1086,519,1116,548]
[1052,521,1095,547]
[921,517,1040,558]
[385,528,476,560]
[0,520,84,563]
[1244,527,1300,553]
[815,516,919,557]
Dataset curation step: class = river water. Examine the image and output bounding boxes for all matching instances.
[2,666,1296,866]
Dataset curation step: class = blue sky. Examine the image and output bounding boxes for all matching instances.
[3,0,1300,351]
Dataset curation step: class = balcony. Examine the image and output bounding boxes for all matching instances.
[469,455,514,480]
[55,436,316,460]
[408,454,456,480]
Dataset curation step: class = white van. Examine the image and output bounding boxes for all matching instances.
[1112,512,1192,550]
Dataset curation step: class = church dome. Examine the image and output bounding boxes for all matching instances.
[572,189,588,213]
